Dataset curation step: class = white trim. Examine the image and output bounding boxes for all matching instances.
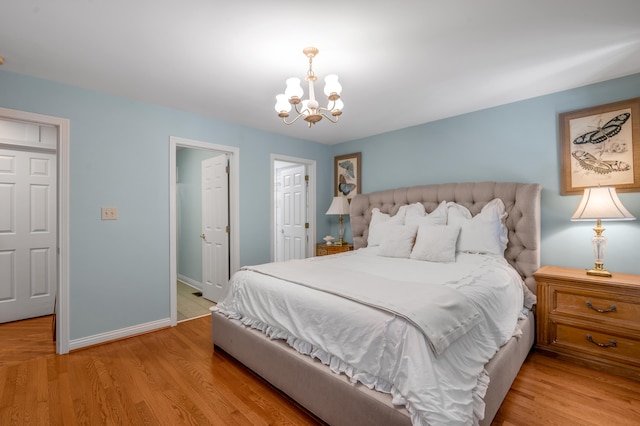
[169,136,239,326]
[270,154,317,262]
[0,107,70,355]
[177,274,203,291]
[69,318,171,351]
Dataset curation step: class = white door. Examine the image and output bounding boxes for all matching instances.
[278,164,307,261]
[0,148,57,323]
[201,154,229,302]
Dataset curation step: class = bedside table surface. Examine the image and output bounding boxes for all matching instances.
[534,265,640,290]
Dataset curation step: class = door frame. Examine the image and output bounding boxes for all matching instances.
[270,154,316,262]
[169,136,239,326]
[0,107,70,354]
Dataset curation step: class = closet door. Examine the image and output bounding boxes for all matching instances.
[0,147,57,323]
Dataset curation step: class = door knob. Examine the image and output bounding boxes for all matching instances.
[200,233,206,240]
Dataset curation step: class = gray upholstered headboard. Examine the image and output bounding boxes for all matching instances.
[349,182,541,293]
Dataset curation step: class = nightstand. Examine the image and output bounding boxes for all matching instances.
[534,265,640,380]
[316,243,353,256]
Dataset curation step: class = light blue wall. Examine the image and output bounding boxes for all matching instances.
[334,73,640,274]
[0,70,332,340]
[3,67,640,343]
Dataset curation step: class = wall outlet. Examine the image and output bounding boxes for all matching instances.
[101,207,118,220]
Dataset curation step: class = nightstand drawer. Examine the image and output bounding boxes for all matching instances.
[552,322,640,367]
[551,285,640,329]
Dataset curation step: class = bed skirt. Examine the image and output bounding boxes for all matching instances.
[211,310,535,425]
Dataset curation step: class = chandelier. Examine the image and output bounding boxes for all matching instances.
[274,47,343,128]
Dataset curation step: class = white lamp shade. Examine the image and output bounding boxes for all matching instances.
[274,94,291,113]
[285,77,303,99]
[571,186,636,221]
[326,196,350,215]
[323,74,342,96]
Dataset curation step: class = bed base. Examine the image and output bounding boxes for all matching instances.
[211,310,534,425]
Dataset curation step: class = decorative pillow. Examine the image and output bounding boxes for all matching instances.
[446,199,508,255]
[367,207,405,246]
[410,225,460,263]
[403,202,426,219]
[404,200,447,227]
[378,225,418,258]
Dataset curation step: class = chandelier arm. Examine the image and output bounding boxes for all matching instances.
[282,113,307,126]
[319,113,340,124]
[293,103,303,115]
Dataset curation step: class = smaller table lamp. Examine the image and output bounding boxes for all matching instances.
[571,186,636,277]
[326,196,350,246]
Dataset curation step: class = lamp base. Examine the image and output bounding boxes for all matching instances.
[586,264,612,278]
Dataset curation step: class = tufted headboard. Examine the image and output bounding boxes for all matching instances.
[349,182,541,293]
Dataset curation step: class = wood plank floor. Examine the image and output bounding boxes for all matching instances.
[1,315,640,425]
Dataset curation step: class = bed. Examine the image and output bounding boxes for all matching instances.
[211,181,541,425]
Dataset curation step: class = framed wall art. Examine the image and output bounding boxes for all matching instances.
[559,97,640,195]
[334,152,361,199]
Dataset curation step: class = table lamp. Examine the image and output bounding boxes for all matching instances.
[571,186,635,277]
[326,196,350,246]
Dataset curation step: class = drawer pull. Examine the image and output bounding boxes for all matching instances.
[585,301,616,313]
[586,334,617,348]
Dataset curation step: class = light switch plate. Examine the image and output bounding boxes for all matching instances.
[101,207,118,220]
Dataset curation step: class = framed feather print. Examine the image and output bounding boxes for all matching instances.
[334,152,361,199]
[560,98,640,195]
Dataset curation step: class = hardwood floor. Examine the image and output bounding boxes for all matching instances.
[2,315,640,425]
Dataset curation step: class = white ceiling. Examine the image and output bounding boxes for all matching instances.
[1,1,640,144]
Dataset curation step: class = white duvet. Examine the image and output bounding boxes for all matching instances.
[214,247,528,426]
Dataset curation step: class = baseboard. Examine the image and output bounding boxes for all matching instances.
[178,274,203,291]
[68,318,171,351]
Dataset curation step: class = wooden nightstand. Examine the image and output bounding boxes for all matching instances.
[316,243,353,256]
[534,265,640,380]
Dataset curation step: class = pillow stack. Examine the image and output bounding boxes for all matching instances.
[369,199,508,262]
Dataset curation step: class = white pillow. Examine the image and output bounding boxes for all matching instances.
[446,199,508,255]
[404,200,447,227]
[403,202,426,219]
[367,207,405,246]
[378,225,418,258]
[410,225,460,263]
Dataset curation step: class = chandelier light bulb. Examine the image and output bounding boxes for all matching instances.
[275,94,291,115]
[324,74,342,98]
[285,77,303,100]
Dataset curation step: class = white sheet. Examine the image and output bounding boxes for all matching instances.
[215,248,527,426]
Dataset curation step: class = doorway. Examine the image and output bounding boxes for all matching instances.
[169,137,239,326]
[271,154,316,262]
[0,107,70,355]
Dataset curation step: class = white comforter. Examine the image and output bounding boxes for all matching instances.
[214,248,527,425]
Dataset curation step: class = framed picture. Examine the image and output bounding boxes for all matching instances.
[334,152,361,199]
[559,97,640,195]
